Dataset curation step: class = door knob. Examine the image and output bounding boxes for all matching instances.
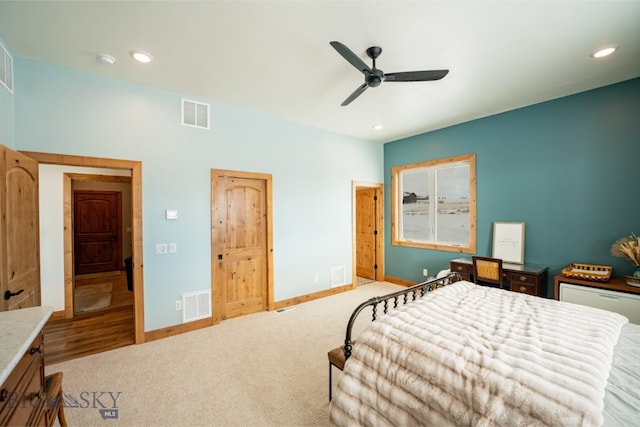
[4,289,24,300]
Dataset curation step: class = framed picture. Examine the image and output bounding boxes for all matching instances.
[492,222,525,264]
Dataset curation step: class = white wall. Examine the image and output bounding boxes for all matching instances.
[16,58,383,331]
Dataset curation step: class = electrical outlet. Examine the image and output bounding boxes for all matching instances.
[314,275,319,283]
[169,243,177,253]
[175,299,182,311]
[423,268,429,277]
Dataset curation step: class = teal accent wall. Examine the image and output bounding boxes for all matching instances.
[0,38,14,148]
[384,78,640,296]
[13,58,383,331]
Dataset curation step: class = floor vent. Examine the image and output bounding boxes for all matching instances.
[0,40,13,93]
[181,98,209,129]
[331,266,347,288]
[182,290,212,323]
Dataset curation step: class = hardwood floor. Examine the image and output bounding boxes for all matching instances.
[43,271,135,366]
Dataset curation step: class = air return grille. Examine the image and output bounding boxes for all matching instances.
[331,266,347,288]
[0,40,13,93]
[182,290,212,323]
[181,98,209,129]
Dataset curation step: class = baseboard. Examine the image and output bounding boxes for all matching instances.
[144,317,214,342]
[143,283,356,342]
[273,283,355,310]
[49,310,66,321]
[384,276,416,287]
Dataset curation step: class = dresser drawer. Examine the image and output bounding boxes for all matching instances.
[510,273,538,295]
[511,282,536,295]
[450,261,472,281]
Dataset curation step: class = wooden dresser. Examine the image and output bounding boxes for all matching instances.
[450,257,548,296]
[0,306,53,426]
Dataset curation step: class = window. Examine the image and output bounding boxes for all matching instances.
[391,153,476,253]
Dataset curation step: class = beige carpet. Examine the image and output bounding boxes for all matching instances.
[47,281,403,426]
[74,282,113,313]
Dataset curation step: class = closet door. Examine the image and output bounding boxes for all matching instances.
[0,145,40,311]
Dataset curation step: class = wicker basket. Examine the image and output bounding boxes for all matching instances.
[562,263,612,282]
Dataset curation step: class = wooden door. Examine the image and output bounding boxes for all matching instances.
[0,147,40,311]
[73,190,122,275]
[356,188,376,279]
[213,173,268,320]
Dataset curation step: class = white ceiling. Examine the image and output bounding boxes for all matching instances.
[0,1,638,143]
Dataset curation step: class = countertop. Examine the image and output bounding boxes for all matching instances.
[0,306,53,385]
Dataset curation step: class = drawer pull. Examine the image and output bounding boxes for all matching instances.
[28,391,43,401]
[519,276,527,282]
[520,286,527,292]
[0,388,7,402]
[456,266,463,271]
[30,345,42,355]
[4,289,24,300]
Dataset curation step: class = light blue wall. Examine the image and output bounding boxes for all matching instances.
[0,38,14,148]
[13,58,383,331]
[384,78,640,296]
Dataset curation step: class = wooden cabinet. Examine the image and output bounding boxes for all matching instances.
[0,307,52,426]
[0,334,46,426]
[0,145,41,311]
[450,257,548,296]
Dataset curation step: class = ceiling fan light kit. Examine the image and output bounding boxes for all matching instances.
[330,41,449,106]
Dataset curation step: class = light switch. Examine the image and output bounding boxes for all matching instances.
[155,243,168,255]
[165,209,178,220]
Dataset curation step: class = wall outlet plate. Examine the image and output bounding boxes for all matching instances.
[423,268,429,277]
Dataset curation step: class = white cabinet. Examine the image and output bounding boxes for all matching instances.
[559,282,640,324]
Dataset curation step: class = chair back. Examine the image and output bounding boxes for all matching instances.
[472,256,504,288]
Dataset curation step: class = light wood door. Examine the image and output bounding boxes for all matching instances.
[73,190,122,275]
[213,173,268,320]
[0,147,40,311]
[356,188,376,279]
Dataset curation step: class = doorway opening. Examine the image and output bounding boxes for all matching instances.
[70,178,132,318]
[353,181,384,286]
[22,151,145,355]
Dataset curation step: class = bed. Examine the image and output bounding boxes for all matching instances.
[329,273,640,426]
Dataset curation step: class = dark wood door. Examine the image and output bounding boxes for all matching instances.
[356,188,376,279]
[1,147,41,311]
[73,190,122,275]
[213,174,268,320]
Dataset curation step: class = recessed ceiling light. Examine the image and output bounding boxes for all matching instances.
[591,45,618,59]
[130,50,153,63]
[373,124,384,131]
[97,53,116,65]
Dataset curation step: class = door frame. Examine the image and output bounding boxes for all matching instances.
[20,151,145,344]
[352,181,384,286]
[211,169,274,324]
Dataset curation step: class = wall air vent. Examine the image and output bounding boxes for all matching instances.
[181,98,209,129]
[0,40,13,93]
[331,266,347,288]
[182,290,212,323]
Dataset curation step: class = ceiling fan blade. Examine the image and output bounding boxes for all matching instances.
[385,70,449,82]
[330,41,372,75]
[341,83,369,106]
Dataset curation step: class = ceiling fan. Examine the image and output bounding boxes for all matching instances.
[330,41,449,106]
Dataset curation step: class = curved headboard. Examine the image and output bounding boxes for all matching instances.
[343,272,462,360]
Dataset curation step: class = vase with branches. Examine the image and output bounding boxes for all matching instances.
[611,233,640,285]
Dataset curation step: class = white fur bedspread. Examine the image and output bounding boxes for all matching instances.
[330,281,628,427]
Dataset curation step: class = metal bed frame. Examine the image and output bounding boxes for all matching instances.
[327,271,462,400]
